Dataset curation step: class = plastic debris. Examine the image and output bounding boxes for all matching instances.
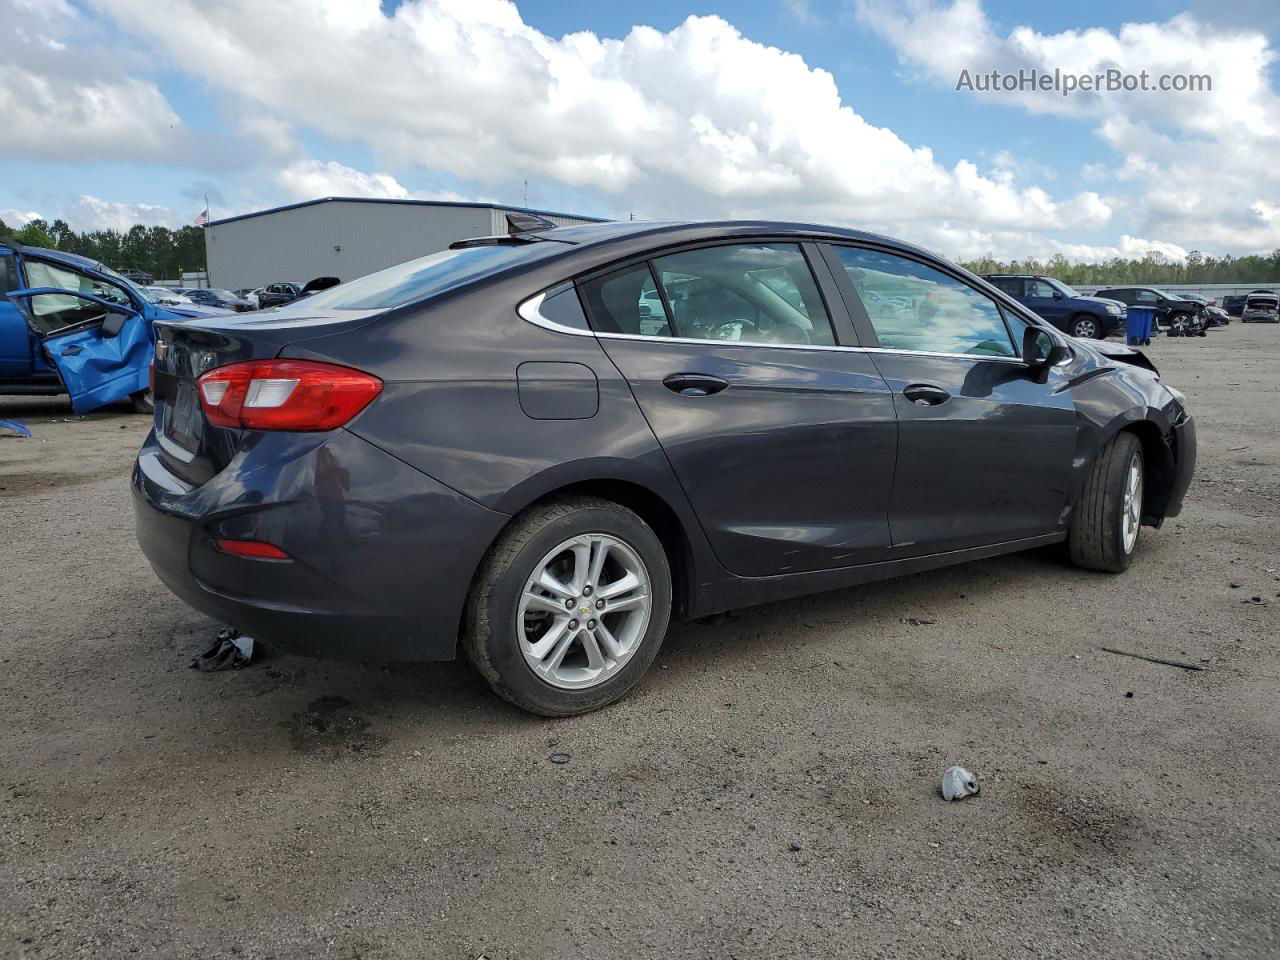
[0,420,32,438]
[941,765,980,801]
[548,753,571,764]
[190,627,256,672]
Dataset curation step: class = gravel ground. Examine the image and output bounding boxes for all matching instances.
[2,325,1278,959]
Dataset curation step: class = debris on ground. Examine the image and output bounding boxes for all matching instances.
[0,420,32,438]
[941,766,980,801]
[902,617,937,626]
[1100,646,1205,671]
[190,627,256,672]
[548,753,571,764]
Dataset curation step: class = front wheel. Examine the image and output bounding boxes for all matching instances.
[463,497,672,716]
[1070,316,1099,339]
[1169,312,1191,336]
[1069,432,1144,573]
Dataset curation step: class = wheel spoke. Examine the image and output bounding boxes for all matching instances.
[537,569,575,600]
[527,615,571,662]
[539,625,577,675]
[587,538,610,590]
[603,592,647,614]
[581,629,607,670]
[569,542,592,593]
[597,570,640,600]
[523,590,566,615]
[595,620,624,659]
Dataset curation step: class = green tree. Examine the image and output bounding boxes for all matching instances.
[14,220,54,248]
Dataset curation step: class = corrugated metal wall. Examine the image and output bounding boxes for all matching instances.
[205,201,600,290]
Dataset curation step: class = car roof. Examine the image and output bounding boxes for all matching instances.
[0,241,112,275]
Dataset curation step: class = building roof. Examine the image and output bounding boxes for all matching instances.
[206,196,609,228]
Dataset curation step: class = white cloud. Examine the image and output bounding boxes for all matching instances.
[0,0,185,161]
[63,195,182,231]
[86,0,1112,257]
[856,0,1280,255]
[1,208,42,227]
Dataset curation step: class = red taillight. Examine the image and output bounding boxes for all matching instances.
[196,360,382,431]
[214,538,290,560]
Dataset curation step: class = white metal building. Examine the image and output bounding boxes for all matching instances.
[203,197,605,291]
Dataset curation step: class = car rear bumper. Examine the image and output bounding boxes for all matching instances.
[1164,414,1196,519]
[132,427,511,662]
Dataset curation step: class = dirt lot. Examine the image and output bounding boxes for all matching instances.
[2,325,1278,960]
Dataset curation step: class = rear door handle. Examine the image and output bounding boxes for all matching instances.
[903,383,951,406]
[663,373,729,397]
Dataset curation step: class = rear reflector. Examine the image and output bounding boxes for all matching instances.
[214,538,290,560]
[196,359,382,431]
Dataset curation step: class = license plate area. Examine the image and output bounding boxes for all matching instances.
[161,382,202,455]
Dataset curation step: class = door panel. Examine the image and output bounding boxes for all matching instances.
[8,288,151,412]
[599,337,898,575]
[826,244,1076,557]
[869,352,1075,556]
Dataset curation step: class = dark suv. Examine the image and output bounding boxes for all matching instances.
[257,282,303,309]
[982,275,1125,339]
[1094,287,1206,336]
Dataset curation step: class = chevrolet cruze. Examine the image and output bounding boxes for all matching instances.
[134,218,1196,715]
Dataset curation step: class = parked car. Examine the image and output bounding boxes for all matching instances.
[142,285,193,306]
[135,218,1196,716]
[1222,290,1273,317]
[982,275,1125,339]
[1176,294,1229,328]
[1242,293,1280,322]
[1093,286,1206,337]
[257,282,304,309]
[138,286,233,319]
[181,288,254,312]
[0,242,212,413]
[299,276,341,297]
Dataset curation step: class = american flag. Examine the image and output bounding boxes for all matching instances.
[194,206,209,226]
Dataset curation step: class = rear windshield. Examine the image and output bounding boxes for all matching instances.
[293,243,565,311]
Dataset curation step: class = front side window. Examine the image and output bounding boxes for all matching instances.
[20,260,133,332]
[833,247,1016,357]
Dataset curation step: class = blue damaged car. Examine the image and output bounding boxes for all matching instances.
[0,242,230,414]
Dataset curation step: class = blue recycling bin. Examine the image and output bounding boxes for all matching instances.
[1126,306,1155,345]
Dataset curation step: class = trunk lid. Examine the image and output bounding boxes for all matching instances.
[152,310,382,486]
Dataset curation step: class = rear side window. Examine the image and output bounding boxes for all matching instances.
[579,243,836,346]
[989,278,1023,296]
[833,246,1015,357]
[298,243,564,311]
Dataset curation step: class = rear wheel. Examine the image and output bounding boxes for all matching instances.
[129,390,154,414]
[1169,312,1191,336]
[1069,315,1099,339]
[463,497,672,716]
[1069,432,1144,573]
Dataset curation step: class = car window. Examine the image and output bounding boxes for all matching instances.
[833,247,1016,357]
[21,260,132,332]
[1026,279,1056,298]
[580,243,836,347]
[651,243,835,346]
[989,278,1024,297]
[0,255,14,293]
[1001,311,1056,362]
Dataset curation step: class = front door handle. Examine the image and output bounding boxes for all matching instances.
[903,383,951,406]
[663,373,729,397]
[60,344,83,357]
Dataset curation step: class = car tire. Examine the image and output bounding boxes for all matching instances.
[1169,312,1191,336]
[1070,315,1099,339]
[463,496,673,716]
[129,390,154,415]
[1068,432,1145,574]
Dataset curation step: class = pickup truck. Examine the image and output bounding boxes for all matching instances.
[0,242,227,413]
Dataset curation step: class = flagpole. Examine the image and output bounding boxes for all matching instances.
[203,193,211,288]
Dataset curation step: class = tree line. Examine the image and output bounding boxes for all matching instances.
[0,216,208,280]
[960,249,1280,286]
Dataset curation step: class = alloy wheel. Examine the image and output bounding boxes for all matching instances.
[1121,458,1143,554]
[517,533,652,689]
[1073,319,1097,338]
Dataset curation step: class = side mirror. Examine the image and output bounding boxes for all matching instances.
[1022,327,1068,367]
[1052,291,1063,300]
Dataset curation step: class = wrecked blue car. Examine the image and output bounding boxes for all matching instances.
[0,242,231,414]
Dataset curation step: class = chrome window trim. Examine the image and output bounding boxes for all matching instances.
[518,291,1027,364]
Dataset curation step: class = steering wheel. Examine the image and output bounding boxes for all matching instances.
[708,319,757,341]
[764,322,810,345]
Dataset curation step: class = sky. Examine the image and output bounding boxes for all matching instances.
[2,0,1279,263]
